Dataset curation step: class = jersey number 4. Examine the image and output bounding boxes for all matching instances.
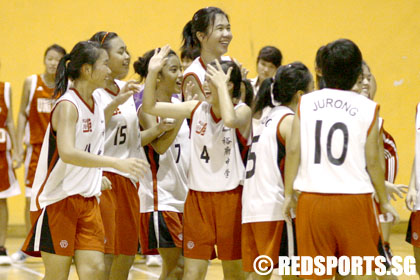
[314,120,348,165]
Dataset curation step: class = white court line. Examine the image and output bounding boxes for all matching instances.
[12,263,45,278]
[131,266,160,278]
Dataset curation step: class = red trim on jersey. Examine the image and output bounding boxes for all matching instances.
[182,73,204,99]
[70,88,95,114]
[210,106,221,123]
[105,81,120,96]
[35,148,59,210]
[147,146,159,211]
[235,128,249,161]
[276,113,293,146]
[383,127,398,183]
[189,101,202,138]
[367,104,380,137]
[199,57,206,70]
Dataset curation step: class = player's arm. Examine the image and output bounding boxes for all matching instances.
[406,159,417,211]
[365,114,399,223]
[138,108,183,154]
[5,87,22,168]
[16,76,32,161]
[52,101,148,178]
[207,61,252,137]
[283,113,301,223]
[142,46,198,119]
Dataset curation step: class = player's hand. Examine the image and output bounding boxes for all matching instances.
[115,80,141,105]
[385,181,408,201]
[148,45,171,74]
[101,176,112,191]
[206,60,232,89]
[406,186,417,212]
[184,81,198,101]
[282,195,296,224]
[115,158,149,179]
[380,202,400,224]
[233,58,249,79]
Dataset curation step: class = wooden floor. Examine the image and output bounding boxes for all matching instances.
[0,234,418,279]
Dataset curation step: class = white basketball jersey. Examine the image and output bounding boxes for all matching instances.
[140,98,190,213]
[294,88,378,194]
[243,106,294,223]
[414,103,420,210]
[183,56,231,92]
[189,101,250,192]
[252,106,272,137]
[94,80,142,181]
[30,88,105,211]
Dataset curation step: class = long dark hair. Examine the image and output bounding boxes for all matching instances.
[54,41,102,98]
[253,62,312,114]
[181,7,229,51]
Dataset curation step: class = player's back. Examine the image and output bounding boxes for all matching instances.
[295,88,378,194]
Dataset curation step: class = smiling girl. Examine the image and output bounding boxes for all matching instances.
[142,46,251,280]
[21,40,148,280]
[134,48,190,280]
[181,7,233,100]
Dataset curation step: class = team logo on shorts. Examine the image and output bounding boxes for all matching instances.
[187,241,194,249]
[178,233,183,241]
[60,240,68,248]
[413,232,418,241]
[104,238,107,244]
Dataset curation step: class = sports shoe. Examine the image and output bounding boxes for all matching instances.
[146,255,162,267]
[0,247,12,265]
[11,250,28,264]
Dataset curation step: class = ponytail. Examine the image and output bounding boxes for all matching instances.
[54,54,71,98]
[181,20,195,51]
[252,78,274,115]
[241,79,254,108]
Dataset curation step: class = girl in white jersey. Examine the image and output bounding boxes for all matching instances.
[143,46,252,280]
[89,31,158,280]
[21,41,148,280]
[181,7,233,100]
[242,62,313,279]
[283,39,398,279]
[133,48,190,280]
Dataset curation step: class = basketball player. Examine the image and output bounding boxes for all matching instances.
[134,48,190,280]
[242,62,313,280]
[21,41,148,280]
[90,31,144,280]
[142,46,251,280]
[181,7,233,100]
[0,78,21,265]
[283,39,399,279]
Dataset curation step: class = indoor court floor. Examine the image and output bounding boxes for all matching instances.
[0,234,418,279]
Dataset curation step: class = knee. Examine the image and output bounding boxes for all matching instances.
[183,266,206,280]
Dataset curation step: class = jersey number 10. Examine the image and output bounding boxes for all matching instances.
[314,120,349,166]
